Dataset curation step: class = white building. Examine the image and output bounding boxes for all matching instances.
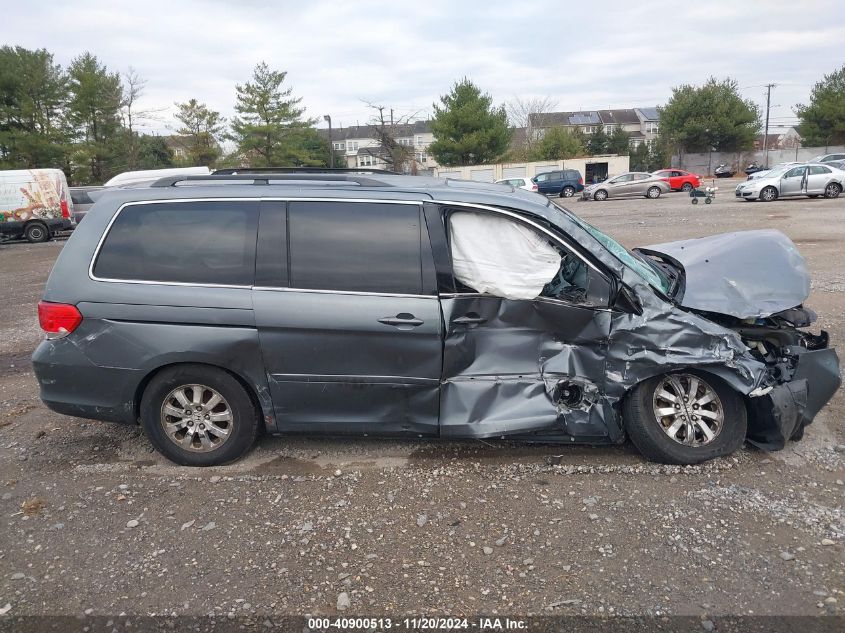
[319,121,438,173]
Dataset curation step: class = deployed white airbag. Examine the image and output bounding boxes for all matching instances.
[449,212,561,300]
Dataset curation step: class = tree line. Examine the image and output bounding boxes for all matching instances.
[0,47,331,184]
[1,44,842,181]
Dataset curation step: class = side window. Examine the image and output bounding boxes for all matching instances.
[93,201,258,285]
[447,210,609,306]
[288,201,423,294]
[809,165,830,175]
[785,167,805,178]
[535,173,549,182]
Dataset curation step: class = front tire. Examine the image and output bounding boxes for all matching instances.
[593,189,608,201]
[140,364,260,466]
[560,186,575,198]
[760,186,778,202]
[623,371,746,465]
[646,186,661,199]
[681,183,693,192]
[24,222,50,243]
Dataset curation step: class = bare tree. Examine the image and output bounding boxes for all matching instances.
[121,67,166,169]
[505,95,558,154]
[362,100,424,173]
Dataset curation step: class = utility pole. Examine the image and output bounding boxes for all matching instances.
[763,84,776,168]
[323,114,333,168]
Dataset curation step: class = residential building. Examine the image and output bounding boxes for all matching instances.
[634,107,660,143]
[754,127,801,150]
[530,108,660,148]
[319,120,438,173]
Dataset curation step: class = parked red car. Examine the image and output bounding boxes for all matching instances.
[653,169,701,192]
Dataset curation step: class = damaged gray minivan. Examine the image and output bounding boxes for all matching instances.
[32,172,840,466]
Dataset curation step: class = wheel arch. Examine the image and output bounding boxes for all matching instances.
[133,361,270,433]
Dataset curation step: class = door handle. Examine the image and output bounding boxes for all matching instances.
[378,314,424,328]
[452,314,487,325]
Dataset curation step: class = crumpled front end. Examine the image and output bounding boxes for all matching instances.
[743,336,840,450]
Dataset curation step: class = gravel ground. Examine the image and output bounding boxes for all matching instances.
[0,183,843,626]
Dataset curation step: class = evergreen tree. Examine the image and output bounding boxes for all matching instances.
[796,64,845,147]
[429,79,511,166]
[607,127,631,155]
[0,46,70,169]
[174,98,224,166]
[532,127,583,160]
[67,52,124,183]
[586,128,609,155]
[229,62,321,166]
[660,77,759,152]
[136,135,174,169]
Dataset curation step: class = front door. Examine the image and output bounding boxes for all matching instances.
[780,166,807,196]
[607,174,634,197]
[252,199,442,436]
[427,205,617,441]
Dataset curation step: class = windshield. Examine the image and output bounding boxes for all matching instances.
[553,207,671,294]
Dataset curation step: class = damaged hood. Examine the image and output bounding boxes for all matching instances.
[638,229,810,319]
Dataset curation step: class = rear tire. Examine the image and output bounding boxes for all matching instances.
[623,371,746,465]
[24,222,49,243]
[560,186,575,198]
[691,198,699,205]
[140,364,260,466]
[824,183,841,199]
[647,186,661,199]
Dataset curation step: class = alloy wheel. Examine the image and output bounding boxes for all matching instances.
[160,384,233,452]
[651,374,724,447]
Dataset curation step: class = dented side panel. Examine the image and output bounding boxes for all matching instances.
[439,295,615,439]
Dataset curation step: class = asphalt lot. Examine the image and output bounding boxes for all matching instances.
[0,179,843,624]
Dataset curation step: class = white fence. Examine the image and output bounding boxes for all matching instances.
[433,155,630,182]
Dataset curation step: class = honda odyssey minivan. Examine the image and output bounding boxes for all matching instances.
[32,171,840,466]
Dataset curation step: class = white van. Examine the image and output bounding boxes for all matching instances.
[0,169,75,243]
[103,166,211,188]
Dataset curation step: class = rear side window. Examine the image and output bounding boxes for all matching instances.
[93,201,258,285]
[288,201,423,294]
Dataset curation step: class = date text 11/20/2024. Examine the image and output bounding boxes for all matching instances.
[307,617,528,630]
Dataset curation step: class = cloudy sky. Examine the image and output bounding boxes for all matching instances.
[2,0,842,135]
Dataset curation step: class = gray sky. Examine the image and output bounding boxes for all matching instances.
[2,0,843,135]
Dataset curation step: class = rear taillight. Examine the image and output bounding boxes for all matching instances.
[578,177,583,185]
[60,200,70,219]
[38,301,82,338]
[532,184,538,191]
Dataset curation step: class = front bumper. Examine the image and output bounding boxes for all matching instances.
[746,346,841,449]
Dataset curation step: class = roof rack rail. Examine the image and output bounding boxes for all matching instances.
[212,167,399,175]
[150,173,394,188]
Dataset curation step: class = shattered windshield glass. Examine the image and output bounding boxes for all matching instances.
[552,207,671,294]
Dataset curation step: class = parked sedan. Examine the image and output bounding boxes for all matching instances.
[735,164,843,201]
[582,172,670,201]
[495,177,538,192]
[652,169,701,192]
